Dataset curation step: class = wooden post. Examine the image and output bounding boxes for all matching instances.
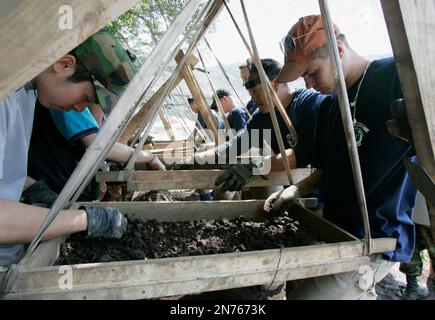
[381,0,435,236]
[0,0,139,101]
[119,54,201,145]
[159,108,176,141]
[120,75,185,144]
[176,50,219,141]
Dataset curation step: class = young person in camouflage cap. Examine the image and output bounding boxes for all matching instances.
[26,29,165,205]
[0,29,158,268]
[72,28,138,115]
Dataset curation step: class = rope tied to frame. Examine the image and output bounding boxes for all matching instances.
[263,246,285,299]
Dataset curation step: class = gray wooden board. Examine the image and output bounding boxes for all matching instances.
[0,0,139,101]
[381,0,435,235]
[95,169,311,190]
[3,256,369,300]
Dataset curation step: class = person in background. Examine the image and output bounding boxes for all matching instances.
[210,89,249,134]
[239,62,258,115]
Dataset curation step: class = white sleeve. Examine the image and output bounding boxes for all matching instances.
[0,101,9,182]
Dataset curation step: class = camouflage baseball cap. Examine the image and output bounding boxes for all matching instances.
[73,29,138,114]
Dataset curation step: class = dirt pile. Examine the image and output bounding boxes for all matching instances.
[56,212,317,265]
[131,190,200,202]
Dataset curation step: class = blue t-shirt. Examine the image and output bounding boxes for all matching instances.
[50,108,99,142]
[312,57,417,262]
[197,110,225,130]
[227,106,248,133]
[217,89,324,167]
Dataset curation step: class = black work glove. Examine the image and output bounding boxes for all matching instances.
[21,180,58,208]
[215,159,265,192]
[387,98,414,147]
[84,207,127,239]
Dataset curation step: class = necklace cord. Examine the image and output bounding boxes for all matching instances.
[351,61,371,123]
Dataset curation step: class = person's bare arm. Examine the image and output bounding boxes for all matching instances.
[294,169,322,197]
[0,199,87,244]
[266,149,297,172]
[80,134,155,164]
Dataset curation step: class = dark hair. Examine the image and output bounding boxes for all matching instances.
[67,52,93,83]
[216,89,230,99]
[313,34,349,59]
[249,58,282,80]
[210,89,230,110]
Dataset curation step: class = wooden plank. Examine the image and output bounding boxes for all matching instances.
[289,205,358,243]
[93,168,310,190]
[152,141,188,149]
[26,238,64,268]
[127,169,311,191]
[117,53,203,145]
[96,168,311,187]
[74,200,266,222]
[2,256,369,300]
[158,109,176,141]
[0,0,139,101]
[1,242,370,300]
[381,0,435,235]
[118,73,185,144]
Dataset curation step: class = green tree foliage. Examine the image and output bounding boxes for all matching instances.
[106,0,188,62]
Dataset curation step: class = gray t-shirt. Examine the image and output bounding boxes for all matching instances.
[0,83,37,267]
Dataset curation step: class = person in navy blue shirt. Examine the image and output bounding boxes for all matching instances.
[194,59,325,193]
[210,89,248,134]
[212,59,324,169]
[266,15,417,300]
[188,97,225,130]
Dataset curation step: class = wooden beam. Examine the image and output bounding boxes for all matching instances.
[26,238,64,268]
[118,74,185,144]
[158,109,176,141]
[118,54,202,145]
[0,0,139,101]
[142,140,192,150]
[2,253,369,300]
[95,168,311,190]
[381,0,435,236]
[176,50,219,139]
[77,199,265,222]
